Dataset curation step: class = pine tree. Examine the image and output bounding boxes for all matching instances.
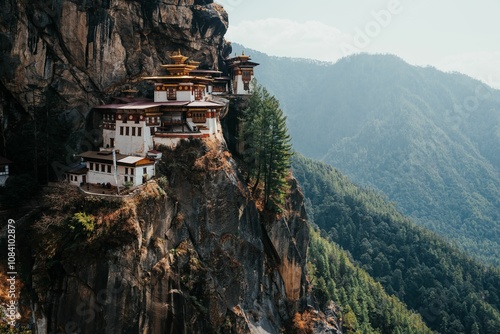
[239,81,293,211]
[262,92,292,210]
[239,82,263,183]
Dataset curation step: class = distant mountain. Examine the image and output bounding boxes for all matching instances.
[232,43,500,266]
[292,153,500,334]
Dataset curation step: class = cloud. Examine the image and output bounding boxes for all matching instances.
[225,18,354,62]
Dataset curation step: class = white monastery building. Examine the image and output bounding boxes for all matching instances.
[67,50,258,189]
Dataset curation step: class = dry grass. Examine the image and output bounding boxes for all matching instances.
[194,138,233,173]
[291,312,314,334]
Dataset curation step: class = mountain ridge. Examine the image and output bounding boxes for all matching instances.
[231,43,500,266]
[292,153,500,334]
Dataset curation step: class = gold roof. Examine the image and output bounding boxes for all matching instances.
[170,49,189,64]
[159,50,199,76]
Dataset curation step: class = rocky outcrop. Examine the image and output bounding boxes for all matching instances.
[0,1,326,332]
[0,0,228,160]
[29,139,310,333]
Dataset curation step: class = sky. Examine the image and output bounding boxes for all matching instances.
[219,0,500,89]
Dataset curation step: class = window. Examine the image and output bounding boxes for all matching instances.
[132,127,136,136]
[130,177,133,183]
[167,88,176,100]
[107,165,111,173]
[135,117,140,124]
[130,169,134,175]
[242,70,252,81]
[195,89,203,100]
[192,111,206,123]
[101,164,105,172]
[124,176,128,182]
[143,167,147,174]
[137,127,142,136]
[126,127,129,136]
[125,168,128,175]
[120,127,124,136]
[95,163,99,171]
[89,162,94,170]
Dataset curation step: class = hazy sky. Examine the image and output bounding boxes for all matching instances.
[218,0,500,88]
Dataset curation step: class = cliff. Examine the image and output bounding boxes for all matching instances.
[28,139,310,333]
[0,0,228,173]
[0,1,335,332]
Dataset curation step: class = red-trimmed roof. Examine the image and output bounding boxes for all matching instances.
[94,100,191,110]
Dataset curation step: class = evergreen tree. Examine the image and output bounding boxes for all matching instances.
[240,81,292,211]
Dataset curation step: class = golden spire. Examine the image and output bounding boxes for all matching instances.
[170,49,189,64]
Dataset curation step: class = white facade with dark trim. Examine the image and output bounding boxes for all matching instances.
[65,51,258,190]
[79,151,155,187]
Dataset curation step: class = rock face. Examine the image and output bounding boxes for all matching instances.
[0,0,228,161]
[2,2,319,332]
[30,140,310,333]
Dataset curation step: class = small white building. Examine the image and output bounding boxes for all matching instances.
[225,52,259,95]
[78,151,155,187]
[0,156,12,186]
[66,162,88,186]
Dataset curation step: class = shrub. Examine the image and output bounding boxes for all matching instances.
[67,212,95,238]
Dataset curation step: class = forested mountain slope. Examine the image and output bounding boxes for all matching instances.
[307,227,433,334]
[232,44,500,266]
[293,154,500,334]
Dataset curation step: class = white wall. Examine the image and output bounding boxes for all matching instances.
[177,90,193,102]
[86,162,155,187]
[114,122,154,156]
[67,174,84,186]
[153,137,182,148]
[234,75,251,95]
[102,129,115,149]
[154,91,167,102]
[86,161,116,185]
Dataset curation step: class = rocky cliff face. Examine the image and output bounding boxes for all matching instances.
[29,139,310,333]
[1,2,326,332]
[0,0,228,165]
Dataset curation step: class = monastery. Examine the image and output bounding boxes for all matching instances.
[66,51,258,190]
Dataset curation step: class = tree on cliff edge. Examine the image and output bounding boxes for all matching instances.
[240,81,292,212]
